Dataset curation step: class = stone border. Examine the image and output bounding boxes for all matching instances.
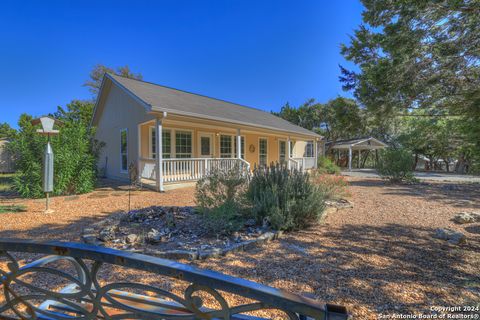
[81,199,352,261]
[143,231,283,260]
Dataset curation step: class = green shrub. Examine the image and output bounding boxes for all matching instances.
[0,204,27,214]
[195,166,249,235]
[377,148,415,183]
[311,173,350,200]
[195,165,249,211]
[9,108,102,198]
[246,163,326,231]
[202,201,245,236]
[317,156,341,174]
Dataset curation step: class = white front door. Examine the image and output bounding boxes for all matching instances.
[198,133,214,158]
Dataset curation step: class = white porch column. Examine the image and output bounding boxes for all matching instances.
[236,129,241,159]
[358,149,361,169]
[348,146,352,171]
[287,137,291,170]
[155,117,164,192]
[314,139,318,169]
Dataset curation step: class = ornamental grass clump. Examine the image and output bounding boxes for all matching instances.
[246,163,326,231]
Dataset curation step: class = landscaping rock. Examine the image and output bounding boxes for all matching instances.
[257,231,275,242]
[452,212,480,224]
[125,234,138,244]
[92,205,284,260]
[434,228,466,245]
[325,199,353,209]
[82,228,95,234]
[161,250,198,260]
[98,226,117,242]
[198,248,222,259]
[146,228,165,243]
[222,242,244,255]
[82,234,101,246]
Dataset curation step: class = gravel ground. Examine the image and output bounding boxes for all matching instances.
[342,168,480,183]
[0,178,479,319]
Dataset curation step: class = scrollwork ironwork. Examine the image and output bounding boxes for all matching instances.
[0,240,347,319]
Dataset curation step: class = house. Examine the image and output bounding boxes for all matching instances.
[414,155,456,172]
[92,74,321,191]
[0,138,14,173]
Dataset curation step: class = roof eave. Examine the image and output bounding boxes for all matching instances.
[106,73,153,112]
[107,74,320,139]
[150,106,321,139]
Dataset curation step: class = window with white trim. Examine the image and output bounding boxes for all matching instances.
[175,131,192,158]
[259,138,268,167]
[150,128,171,159]
[305,141,314,157]
[120,129,128,172]
[220,135,233,158]
[279,140,287,163]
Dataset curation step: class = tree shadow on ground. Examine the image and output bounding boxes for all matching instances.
[195,223,480,317]
[0,213,479,318]
[348,178,480,209]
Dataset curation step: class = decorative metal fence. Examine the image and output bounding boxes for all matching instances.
[0,240,348,319]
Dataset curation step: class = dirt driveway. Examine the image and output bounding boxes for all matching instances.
[342,168,480,183]
[0,178,479,319]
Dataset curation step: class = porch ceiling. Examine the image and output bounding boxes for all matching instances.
[140,115,319,141]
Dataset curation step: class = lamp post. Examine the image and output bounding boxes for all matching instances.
[31,116,60,213]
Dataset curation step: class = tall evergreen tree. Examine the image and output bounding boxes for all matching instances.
[341,0,480,172]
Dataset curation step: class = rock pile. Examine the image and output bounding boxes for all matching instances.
[125,206,195,224]
[433,228,466,245]
[452,212,480,224]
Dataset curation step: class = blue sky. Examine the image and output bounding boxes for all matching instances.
[0,1,363,128]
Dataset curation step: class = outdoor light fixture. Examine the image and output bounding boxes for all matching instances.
[31,116,61,213]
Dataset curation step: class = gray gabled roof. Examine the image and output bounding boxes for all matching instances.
[107,74,320,138]
[326,137,387,149]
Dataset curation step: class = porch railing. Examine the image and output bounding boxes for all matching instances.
[288,157,316,172]
[139,158,251,183]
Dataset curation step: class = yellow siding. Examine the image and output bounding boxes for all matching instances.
[95,82,319,181]
[138,121,296,168]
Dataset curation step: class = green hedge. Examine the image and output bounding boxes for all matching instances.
[9,113,102,198]
[247,164,326,231]
[377,148,415,183]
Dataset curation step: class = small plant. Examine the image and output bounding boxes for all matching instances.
[0,174,15,193]
[311,173,350,200]
[377,148,416,183]
[246,163,326,231]
[0,204,27,214]
[202,201,245,236]
[195,165,249,235]
[317,156,340,174]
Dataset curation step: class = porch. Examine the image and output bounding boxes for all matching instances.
[136,116,319,191]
